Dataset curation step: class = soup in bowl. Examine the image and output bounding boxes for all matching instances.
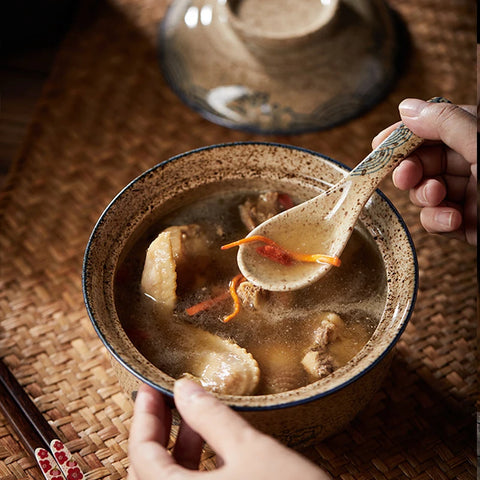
[82,142,417,447]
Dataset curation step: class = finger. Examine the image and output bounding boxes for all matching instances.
[173,419,205,470]
[131,384,172,446]
[392,154,423,190]
[398,99,477,164]
[463,174,477,245]
[372,104,476,155]
[442,174,470,203]
[127,467,139,480]
[372,125,450,150]
[420,205,463,233]
[409,177,447,207]
[392,144,471,193]
[175,381,333,480]
[129,384,177,479]
[174,378,261,459]
[407,144,470,177]
[371,122,401,149]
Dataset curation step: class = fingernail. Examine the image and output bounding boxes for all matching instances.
[421,183,431,204]
[399,98,427,119]
[392,168,400,188]
[174,377,207,403]
[435,210,453,228]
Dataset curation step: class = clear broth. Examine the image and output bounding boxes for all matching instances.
[115,190,387,395]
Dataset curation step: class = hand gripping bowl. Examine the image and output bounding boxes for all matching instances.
[82,142,417,448]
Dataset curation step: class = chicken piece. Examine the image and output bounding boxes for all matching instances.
[301,312,345,381]
[236,281,294,314]
[141,230,177,314]
[193,346,260,395]
[301,349,335,380]
[170,325,260,395]
[141,224,211,310]
[312,312,345,348]
[144,315,260,395]
[237,281,267,310]
[239,192,285,231]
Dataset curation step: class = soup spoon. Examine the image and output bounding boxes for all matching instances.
[237,97,450,291]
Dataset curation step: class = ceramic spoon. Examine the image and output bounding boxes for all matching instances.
[237,97,449,291]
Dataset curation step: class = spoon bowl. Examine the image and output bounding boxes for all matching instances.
[238,97,449,291]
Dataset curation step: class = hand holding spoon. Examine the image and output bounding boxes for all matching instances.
[235,97,450,291]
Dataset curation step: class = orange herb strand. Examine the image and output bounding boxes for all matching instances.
[222,274,245,323]
[221,235,341,267]
[186,290,231,316]
[290,252,342,267]
[221,235,276,250]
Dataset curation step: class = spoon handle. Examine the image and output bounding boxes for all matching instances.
[350,96,451,183]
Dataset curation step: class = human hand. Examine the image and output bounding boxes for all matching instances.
[128,378,331,480]
[372,98,477,245]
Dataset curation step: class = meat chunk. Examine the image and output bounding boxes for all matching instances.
[237,281,266,309]
[312,312,344,348]
[301,349,335,379]
[173,327,260,395]
[239,192,290,231]
[236,281,295,314]
[301,312,345,380]
[193,345,260,395]
[141,230,177,314]
[141,224,211,310]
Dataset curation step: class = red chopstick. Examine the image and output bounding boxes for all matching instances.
[0,358,85,479]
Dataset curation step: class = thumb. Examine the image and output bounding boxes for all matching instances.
[173,378,262,458]
[398,99,476,164]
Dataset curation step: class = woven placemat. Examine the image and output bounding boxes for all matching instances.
[0,0,476,478]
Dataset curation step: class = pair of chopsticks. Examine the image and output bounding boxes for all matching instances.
[0,358,85,480]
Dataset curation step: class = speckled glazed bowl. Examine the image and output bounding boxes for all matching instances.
[83,142,417,448]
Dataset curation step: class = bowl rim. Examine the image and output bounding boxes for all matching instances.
[82,141,418,411]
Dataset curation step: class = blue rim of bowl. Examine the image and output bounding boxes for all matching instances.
[82,141,418,411]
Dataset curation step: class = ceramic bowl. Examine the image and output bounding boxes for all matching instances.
[82,142,417,448]
[159,0,401,134]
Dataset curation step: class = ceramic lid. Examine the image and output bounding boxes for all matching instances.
[159,0,401,133]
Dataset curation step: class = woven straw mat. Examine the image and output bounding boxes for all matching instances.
[0,0,476,479]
